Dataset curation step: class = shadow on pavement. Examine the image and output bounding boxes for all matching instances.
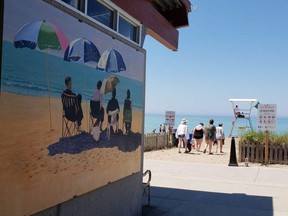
[142,186,273,216]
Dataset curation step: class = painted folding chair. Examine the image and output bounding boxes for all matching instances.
[106,108,119,140]
[89,100,101,132]
[61,92,79,137]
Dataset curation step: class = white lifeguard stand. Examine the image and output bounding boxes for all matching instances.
[228,98,257,137]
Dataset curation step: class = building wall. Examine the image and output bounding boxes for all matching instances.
[1,0,145,215]
[33,172,143,216]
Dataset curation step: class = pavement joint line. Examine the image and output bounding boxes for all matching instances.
[160,201,187,215]
[253,167,261,183]
[183,200,274,212]
[146,198,275,214]
[150,177,288,189]
[145,159,288,170]
[150,195,187,201]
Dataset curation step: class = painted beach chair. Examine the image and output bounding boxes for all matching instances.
[89,100,101,132]
[61,92,80,137]
[106,108,119,141]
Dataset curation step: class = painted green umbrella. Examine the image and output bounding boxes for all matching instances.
[14,20,69,131]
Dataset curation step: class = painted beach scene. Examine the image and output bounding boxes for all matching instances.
[0,0,145,215]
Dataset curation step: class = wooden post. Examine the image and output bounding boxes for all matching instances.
[279,144,283,164]
[284,143,288,164]
[255,143,259,163]
[265,130,269,166]
[251,143,255,163]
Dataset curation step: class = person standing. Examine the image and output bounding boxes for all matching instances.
[161,124,166,133]
[204,119,216,155]
[216,123,225,154]
[123,89,132,134]
[176,118,189,153]
[193,122,205,152]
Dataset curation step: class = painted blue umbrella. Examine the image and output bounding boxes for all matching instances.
[97,49,126,73]
[64,38,101,130]
[64,38,100,63]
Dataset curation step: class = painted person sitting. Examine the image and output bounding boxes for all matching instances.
[106,88,120,132]
[61,76,83,130]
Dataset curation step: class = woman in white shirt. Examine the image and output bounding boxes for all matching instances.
[176,119,189,154]
[216,123,225,154]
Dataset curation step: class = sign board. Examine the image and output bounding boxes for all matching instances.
[258,104,277,131]
[165,111,175,126]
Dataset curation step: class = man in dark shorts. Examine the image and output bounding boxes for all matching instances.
[205,119,216,155]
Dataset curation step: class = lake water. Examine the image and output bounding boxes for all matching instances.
[1,41,144,110]
[145,114,288,135]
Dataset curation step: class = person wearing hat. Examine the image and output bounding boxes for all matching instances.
[123,89,132,134]
[193,122,205,152]
[215,123,225,154]
[176,118,189,153]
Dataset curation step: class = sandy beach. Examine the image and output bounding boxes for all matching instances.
[144,137,288,169]
[0,91,143,216]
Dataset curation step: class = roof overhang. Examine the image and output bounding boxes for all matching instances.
[111,0,191,51]
[149,0,191,28]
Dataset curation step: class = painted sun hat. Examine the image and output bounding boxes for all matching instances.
[181,118,188,124]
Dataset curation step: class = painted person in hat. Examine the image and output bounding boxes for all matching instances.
[175,118,189,153]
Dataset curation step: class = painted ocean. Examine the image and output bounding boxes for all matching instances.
[145,114,288,135]
[1,41,144,110]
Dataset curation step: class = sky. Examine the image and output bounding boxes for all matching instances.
[144,0,288,117]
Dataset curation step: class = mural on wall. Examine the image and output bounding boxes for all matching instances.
[0,0,145,215]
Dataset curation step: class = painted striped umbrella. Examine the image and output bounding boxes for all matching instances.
[14,20,69,50]
[64,38,100,63]
[14,20,69,131]
[63,38,101,130]
[100,76,120,95]
[97,49,126,73]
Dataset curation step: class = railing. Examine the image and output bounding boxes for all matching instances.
[239,142,288,164]
[144,133,171,152]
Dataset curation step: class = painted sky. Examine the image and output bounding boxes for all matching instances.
[144,0,288,117]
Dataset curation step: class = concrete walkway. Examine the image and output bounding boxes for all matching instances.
[142,159,288,216]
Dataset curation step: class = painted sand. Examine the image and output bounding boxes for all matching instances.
[0,92,142,215]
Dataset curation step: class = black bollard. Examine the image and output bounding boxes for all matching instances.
[228,137,238,166]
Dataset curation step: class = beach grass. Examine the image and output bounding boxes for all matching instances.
[240,131,288,144]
